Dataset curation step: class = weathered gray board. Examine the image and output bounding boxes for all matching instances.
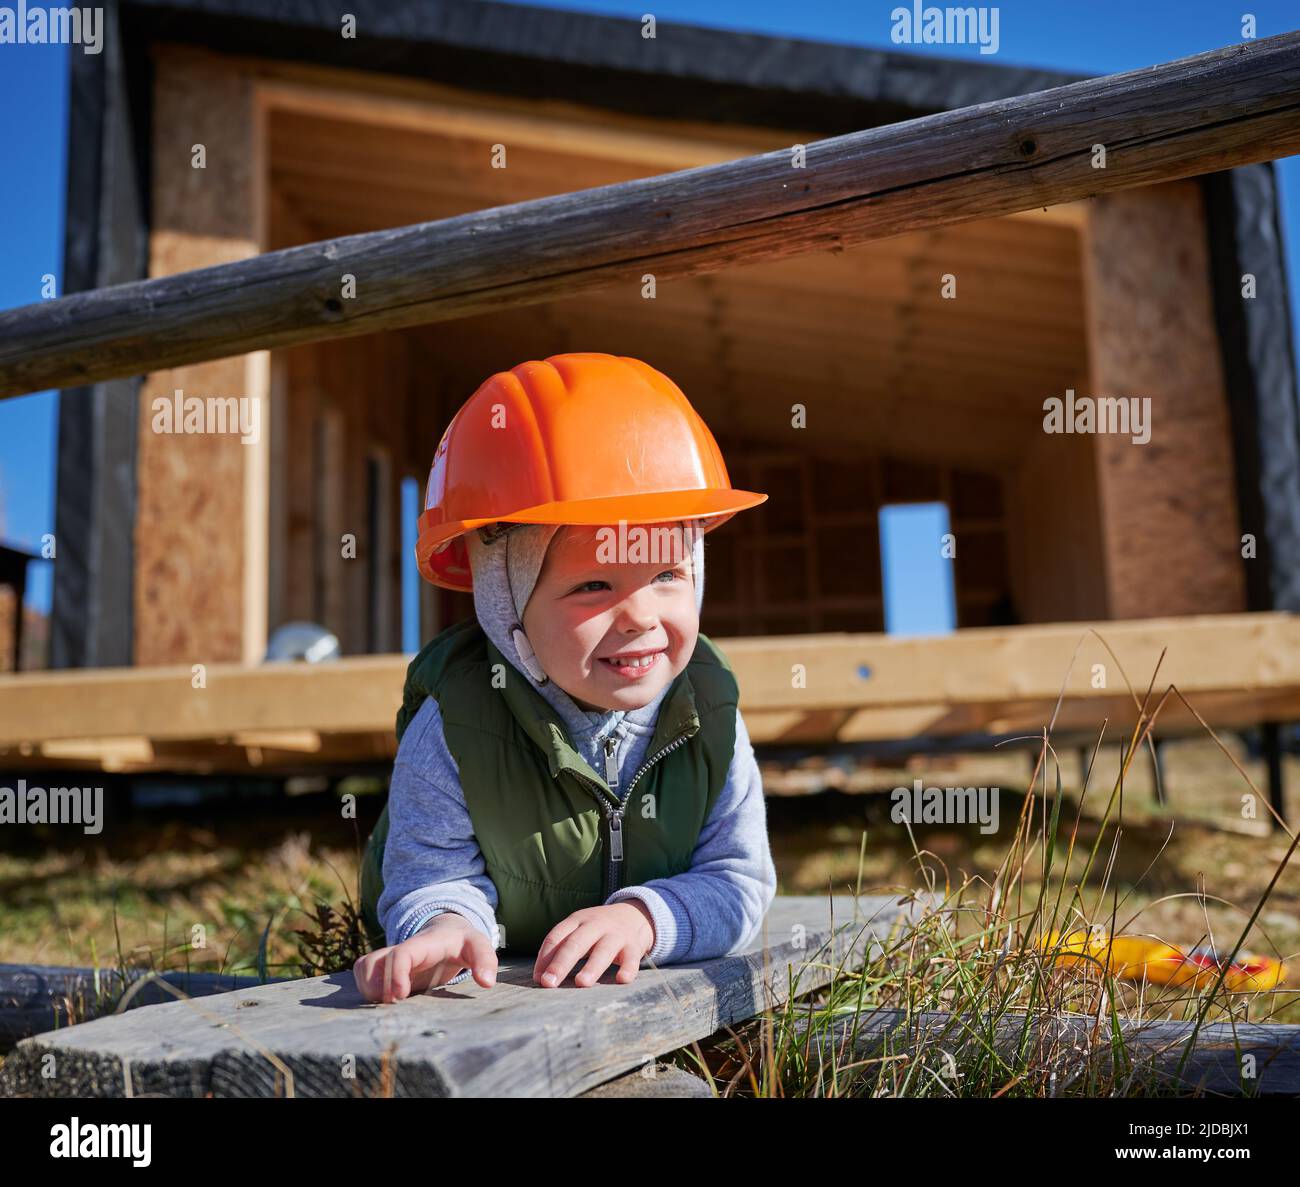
[796,1008,1300,1096]
[0,965,291,1053]
[577,1064,716,1098]
[0,894,920,1098]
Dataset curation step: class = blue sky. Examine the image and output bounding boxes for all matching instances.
[1,1,1297,638]
[0,37,64,615]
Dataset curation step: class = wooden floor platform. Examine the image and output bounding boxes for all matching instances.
[1,614,1298,775]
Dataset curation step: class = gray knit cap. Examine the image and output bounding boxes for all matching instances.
[465,521,705,692]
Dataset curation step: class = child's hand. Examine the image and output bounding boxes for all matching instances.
[534,901,655,988]
[353,913,497,1002]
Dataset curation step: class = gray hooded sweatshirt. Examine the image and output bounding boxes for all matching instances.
[376,522,777,982]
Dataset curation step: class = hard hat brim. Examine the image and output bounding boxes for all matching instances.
[417,487,768,592]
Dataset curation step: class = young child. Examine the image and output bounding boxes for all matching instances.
[353,353,776,1001]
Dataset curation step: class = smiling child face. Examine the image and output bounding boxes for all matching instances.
[521,523,700,712]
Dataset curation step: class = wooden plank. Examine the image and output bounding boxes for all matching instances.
[243,345,272,665]
[577,1064,714,1098]
[259,76,803,172]
[38,736,155,770]
[0,655,407,746]
[0,964,290,1054]
[266,351,290,635]
[314,405,345,637]
[242,86,272,665]
[1,615,1299,754]
[4,33,1300,399]
[725,614,1300,710]
[797,1009,1300,1096]
[230,729,321,752]
[0,894,922,1098]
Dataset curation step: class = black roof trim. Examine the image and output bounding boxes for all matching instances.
[121,0,1086,133]
[1203,165,1300,614]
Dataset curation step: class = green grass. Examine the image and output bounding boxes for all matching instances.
[672,692,1300,1097]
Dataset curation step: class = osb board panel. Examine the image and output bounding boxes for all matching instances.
[1083,181,1247,620]
[134,55,258,664]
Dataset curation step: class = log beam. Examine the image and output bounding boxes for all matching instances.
[2,33,1300,399]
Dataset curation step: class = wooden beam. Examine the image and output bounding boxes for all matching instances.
[0,654,407,746]
[0,894,920,1098]
[797,1009,1300,1096]
[230,729,322,752]
[38,736,155,770]
[728,614,1300,713]
[0,964,290,1054]
[0,616,1299,758]
[3,34,1300,399]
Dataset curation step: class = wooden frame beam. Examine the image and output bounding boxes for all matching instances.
[2,33,1299,399]
[1,616,1298,763]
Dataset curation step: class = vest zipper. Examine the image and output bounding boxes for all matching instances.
[566,730,694,900]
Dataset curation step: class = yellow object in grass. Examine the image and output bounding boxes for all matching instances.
[1037,929,1286,992]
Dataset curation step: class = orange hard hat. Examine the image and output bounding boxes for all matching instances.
[417,353,768,591]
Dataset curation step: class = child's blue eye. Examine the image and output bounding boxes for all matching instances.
[570,571,682,595]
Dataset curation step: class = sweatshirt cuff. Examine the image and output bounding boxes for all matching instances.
[396,903,496,947]
[398,908,485,988]
[606,885,693,965]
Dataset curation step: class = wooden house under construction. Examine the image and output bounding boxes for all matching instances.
[3,1,1300,783]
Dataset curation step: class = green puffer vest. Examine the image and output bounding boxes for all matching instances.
[359,617,739,954]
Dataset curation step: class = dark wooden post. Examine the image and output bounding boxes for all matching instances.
[1261,721,1288,828]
